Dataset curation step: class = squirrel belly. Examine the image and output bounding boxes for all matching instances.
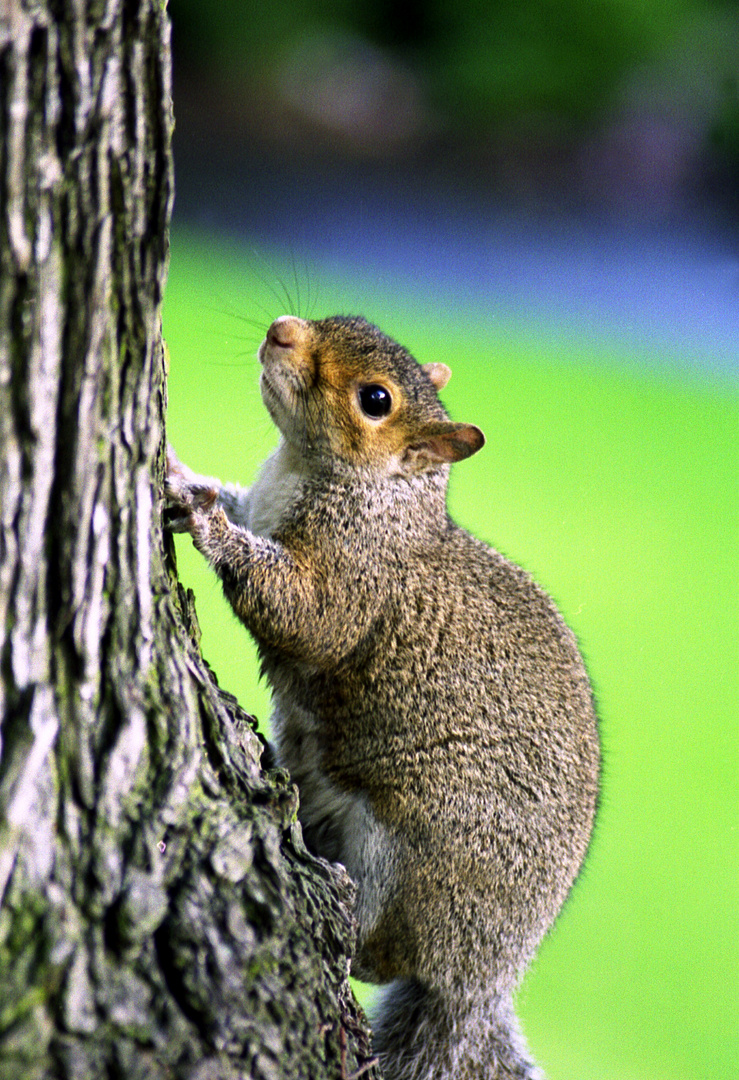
[165,314,600,1080]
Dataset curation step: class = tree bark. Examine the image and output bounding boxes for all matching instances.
[0,3,378,1078]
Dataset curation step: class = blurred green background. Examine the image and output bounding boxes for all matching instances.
[164,2,739,1077]
[172,0,739,205]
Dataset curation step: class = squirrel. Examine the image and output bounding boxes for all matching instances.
[165,313,600,1080]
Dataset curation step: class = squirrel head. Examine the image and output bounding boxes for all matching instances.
[258,314,485,475]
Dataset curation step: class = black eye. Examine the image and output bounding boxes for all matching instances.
[358,384,392,418]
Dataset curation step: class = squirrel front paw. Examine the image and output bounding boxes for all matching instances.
[164,447,218,535]
[164,481,218,534]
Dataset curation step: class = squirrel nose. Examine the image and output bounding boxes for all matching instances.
[266,315,307,349]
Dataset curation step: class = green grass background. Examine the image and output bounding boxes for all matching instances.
[163,227,739,1080]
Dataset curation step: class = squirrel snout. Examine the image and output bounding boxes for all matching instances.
[265,315,308,351]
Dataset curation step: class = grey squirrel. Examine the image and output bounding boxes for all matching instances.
[165,314,600,1080]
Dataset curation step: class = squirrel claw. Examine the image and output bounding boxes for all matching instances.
[164,471,218,534]
[162,506,193,534]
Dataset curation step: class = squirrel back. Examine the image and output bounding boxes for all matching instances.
[166,314,600,1079]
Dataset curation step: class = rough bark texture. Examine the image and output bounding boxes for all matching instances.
[0,2,378,1078]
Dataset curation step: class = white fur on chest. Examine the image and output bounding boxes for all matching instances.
[244,440,308,538]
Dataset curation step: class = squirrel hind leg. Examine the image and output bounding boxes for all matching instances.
[370,979,544,1080]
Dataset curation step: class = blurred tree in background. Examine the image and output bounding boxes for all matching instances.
[171,0,739,206]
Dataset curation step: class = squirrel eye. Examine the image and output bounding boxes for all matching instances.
[358,384,392,419]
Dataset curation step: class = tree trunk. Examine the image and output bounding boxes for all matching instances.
[0,3,378,1078]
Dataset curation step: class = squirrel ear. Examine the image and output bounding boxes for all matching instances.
[403,422,485,469]
[422,363,452,391]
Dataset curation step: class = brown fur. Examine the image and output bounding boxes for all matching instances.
[166,315,600,1079]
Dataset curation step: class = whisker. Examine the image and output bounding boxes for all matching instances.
[308,270,322,320]
[291,250,301,317]
[208,308,267,332]
[244,297,274,328]
[204,343,263,369]
[273,269,295,316]
[248,247,294,317]
[304,260,311,320]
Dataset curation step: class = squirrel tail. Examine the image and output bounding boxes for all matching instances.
[371,978,544,1080]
